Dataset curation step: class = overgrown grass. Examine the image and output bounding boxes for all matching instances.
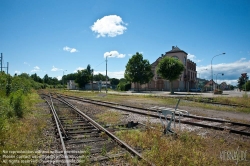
[95,109,122,126]
[0,90,48,165]
[56,90,250,165]
[116,128,250,166]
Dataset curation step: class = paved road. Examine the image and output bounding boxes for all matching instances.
[108,90,250,98]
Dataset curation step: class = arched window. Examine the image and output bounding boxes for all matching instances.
[172,56,179,60]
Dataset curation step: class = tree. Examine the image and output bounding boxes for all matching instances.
[75,64,93,89]
[30,73,38,82]
[93,73,106,81]
[157,56,184,94]
[245,81,250,91]
[31,73,43,83]
[43,74,49,84]
[124,52,154,91]
[238,73,248,90]
[110,78,119,86]
[19,73,30,79]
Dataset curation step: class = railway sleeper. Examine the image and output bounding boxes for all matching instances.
[89,152,127,163]
[70,133,100,139]
[64,123,91,127]
[66,126,95,130]
[67,129,99,134]
[66,137,106,144]
[69,143,117,154]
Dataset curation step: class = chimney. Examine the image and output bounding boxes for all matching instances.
[161,54,164,57]
[172,46,175,49]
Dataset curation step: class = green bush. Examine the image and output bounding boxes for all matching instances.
[117,82,131,91]
[10,90,25,118]
[242,81,250,91]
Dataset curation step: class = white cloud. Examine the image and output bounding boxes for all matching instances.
[31,66,41,72]
[57,76,62,80]
[74,67,85,73]
[197,58,250,85]
[63,46,78,53]
[24,62,30,66]
[104,51,125,58]
[187,53,201,63]
[94,70,124,79]
[51,66,63,72]
[90,15,127,38]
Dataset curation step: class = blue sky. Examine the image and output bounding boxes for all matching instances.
[0,0,250,85]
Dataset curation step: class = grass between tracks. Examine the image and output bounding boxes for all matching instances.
[57,90,250,113]
[56,90,250,165]
[116,126,250,166]
[93,106,250,166]
[0,90,48,165]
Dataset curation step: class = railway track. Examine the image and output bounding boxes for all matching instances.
[41,93,152,165]
[179,96,248,108]
[57,93,250,137]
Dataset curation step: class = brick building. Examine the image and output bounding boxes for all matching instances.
[132,46,197,91]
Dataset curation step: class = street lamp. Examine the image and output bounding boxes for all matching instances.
[216,73,224,89]
[106,54,112,93]
[91,69,94,91]
[63,70,67,89]
[211,53,226,92]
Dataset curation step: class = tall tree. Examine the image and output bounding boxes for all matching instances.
[30,73,38,82]
[157,56,184,94]
[124,52,153,91]
[43,74,49,84]
[75,64,93,88]
[30,73,43,83]
[238,73,249,90]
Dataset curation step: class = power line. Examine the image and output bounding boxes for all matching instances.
[0,53,9,74]
[94,60,105,69]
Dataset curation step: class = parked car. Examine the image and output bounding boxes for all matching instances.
[190,88,201,92]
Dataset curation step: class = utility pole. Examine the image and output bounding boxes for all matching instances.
[1,53,2,72]
[0,53,9,74]
[106,56,108,93]
[7,62,9,74]
[92,69,94,91]
[63,70,67,89]
[211,53,225,92]
[105,54,112,93]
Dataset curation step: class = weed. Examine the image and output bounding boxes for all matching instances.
[101,143,107,156]
[95,109,122,126]
[9,90,26,118]
[242,93,248,98]
[80,146,91,166]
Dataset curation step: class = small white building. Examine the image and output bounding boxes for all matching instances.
[67,80,76,90]
[85,81,111,90]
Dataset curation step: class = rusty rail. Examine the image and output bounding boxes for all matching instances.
[56,95,154,166]
[43,94,70,166]
[59,94,250,136]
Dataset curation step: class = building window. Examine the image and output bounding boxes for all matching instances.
[172,56,179,60]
